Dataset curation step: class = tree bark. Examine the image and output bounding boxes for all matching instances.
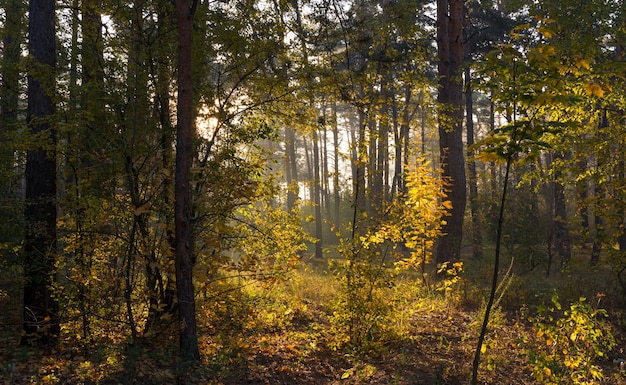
[145,0,178,335]
[367,115,377,217]
[313,127,323,259]
[355,110,368,229]
[321,110,330,216]
[175,0,200,361]
[465,66,483,260]
[1,0,22,125]
[393,78,412,198]
[436,0,467,264]
[22,0,59,346]
[0,0,24,235]
[331,102,341,236]
[374,77,390,213]
[285,127,298,211]
[553,152,571,269]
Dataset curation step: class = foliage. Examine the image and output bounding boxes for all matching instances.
[328,241,394,354]
[474,3,626,285]
[521,293,616,385]
[435,261,465,304]
[328,160,449,354]
[395,161,450,274]
[3,0,626,382]
[229,202,314,281]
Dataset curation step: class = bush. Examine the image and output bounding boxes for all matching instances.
[521,293,616,384]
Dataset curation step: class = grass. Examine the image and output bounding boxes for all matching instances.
[1,255,625,384]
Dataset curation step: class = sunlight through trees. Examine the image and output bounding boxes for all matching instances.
[0,0,625,383]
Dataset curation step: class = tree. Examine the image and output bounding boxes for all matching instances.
[463,0,519,261]
[312,123,323,259]
[0,0,25,245]
[436,0,466,264]
[22,0,58,345]
[175,0,199,360]
[285,126,299,211]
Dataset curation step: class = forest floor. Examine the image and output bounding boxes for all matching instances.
[1,257,626,385]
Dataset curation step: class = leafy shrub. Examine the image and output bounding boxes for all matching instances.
[521,293,616,384]
[328,160,449,355]
[328,242,394,354]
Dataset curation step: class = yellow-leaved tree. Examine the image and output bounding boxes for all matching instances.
[330,158,449,354]
[396,160,451,275]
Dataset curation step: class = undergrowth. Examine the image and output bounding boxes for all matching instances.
[1,258,625,384]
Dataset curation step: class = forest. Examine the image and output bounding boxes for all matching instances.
[0,0,625,383]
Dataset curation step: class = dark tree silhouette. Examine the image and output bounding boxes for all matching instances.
[436,0,466,264]
[22,0,59,346]
[175,0,200,360]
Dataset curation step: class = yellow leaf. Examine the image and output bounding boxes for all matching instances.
[476,151,504,163]
[576,59,591,70]
[538,26,554,39]
[584,83,604,98]
[480,344,487,353]
[538,45,556,56]
[511,23,531,39]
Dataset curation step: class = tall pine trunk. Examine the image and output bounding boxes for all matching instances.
[436,0,466,264]
[553,152,571,268]
[332,102,341,236]
[0,0,24,242]
[355,110,367,232]
[285,127,298,211]
[175,0,200,361]
[465,66,483,260]
[312,127,323,259]
[22,0,59,346]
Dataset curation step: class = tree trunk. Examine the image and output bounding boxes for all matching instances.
[321,110,330,215]
[0,0,24,241]
[75,0,105,343]
[367,115,377,217]
[393,78,412,198]
[145,1,177,335]
[1,0,22,126]
[436,0,466,264]
[589,109,608,266]
[175,0,200,361]
[541,153,555,276]
[285,127,298,211]
[374,77,390,213]
[355,110,367,229]
[332,102,341,236]
[313,127,323,259]
[303,135,314,202]
[22,0,59,346]
[465,66,483,260]
[553,152,571,269]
